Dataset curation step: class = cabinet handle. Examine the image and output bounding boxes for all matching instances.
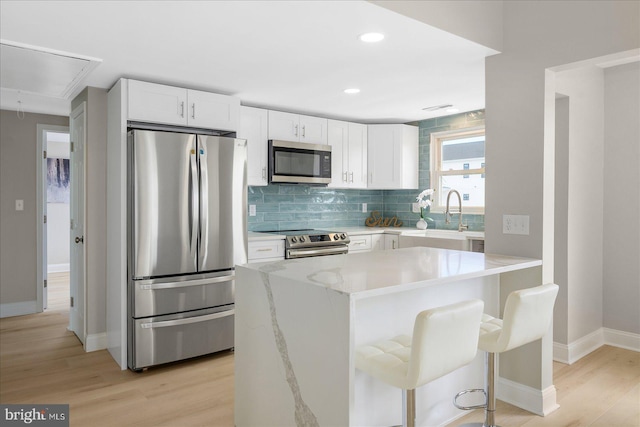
[294,124,299,137]
[192,103,196,120]
[302,125,306,138]
[349,172,354,183]
[257,248,273,252]
[262,167,267,180]
[343,172,348,182]
[180,101,185,118]
[392,240,396,249]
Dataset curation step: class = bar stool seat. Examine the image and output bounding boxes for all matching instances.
[454,283,559,427]
[356,299,485,427]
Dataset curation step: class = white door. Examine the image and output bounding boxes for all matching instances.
[69,103,86,346]
[328,119,347,187]
[347,123,367,188]
[239,106,268,186]
[298,115,328,145]
[268,110,300,141]
[188,89,240,131]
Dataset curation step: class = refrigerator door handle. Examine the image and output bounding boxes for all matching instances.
[140,309,234,329]
[139,274,234,290]
[198,138,209,265]
[189,148,199,260]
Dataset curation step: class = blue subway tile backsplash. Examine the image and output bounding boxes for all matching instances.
[247,110,485,232]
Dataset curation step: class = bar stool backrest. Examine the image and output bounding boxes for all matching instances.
[406,299,484,389]
[497,283,559,353]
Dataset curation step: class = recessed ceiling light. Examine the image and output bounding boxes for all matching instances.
[359,32,385,43]
[344,88,360,94]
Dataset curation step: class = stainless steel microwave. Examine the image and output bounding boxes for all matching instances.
[268,140,332,185]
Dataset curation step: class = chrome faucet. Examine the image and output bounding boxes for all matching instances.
[445,189,468,232]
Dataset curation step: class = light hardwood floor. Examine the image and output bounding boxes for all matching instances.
[1,278,638,426]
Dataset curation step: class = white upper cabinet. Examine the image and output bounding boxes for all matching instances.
[268,110,327,144]
[187,89,240,131]
[328,119,367,188]
[367,124,418,189]
[127,80,240,131]
[128,80,187,126]
[239,106,269,186]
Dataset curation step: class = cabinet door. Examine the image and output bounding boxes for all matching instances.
[239,106,268,186]
[347,123,367,188]
[384,235,399,250]
[128,80,187,126]
[328,120,348,187]
[299,115,328,144]
[187,90,240,131]
[368,124,401,189]
[268,110,300,141]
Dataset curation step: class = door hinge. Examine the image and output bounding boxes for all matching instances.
[70,219,74,229]
[44,279,48,288]
[44,215,47,224]
[70,142,74,152]
[43,150,47,159]
[70,296,74,307]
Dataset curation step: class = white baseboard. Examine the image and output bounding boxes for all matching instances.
[0,301,38,318]
[47,263,70,273]
[554,327,639,364]
[85,332,108,352]
[496,377,559,416]
[603,327,640,352]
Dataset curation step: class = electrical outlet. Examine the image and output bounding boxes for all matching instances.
[362,203,367,213]
[503,214,530,235]
[412,203,420,213]
[15,199,24,211]
[249,205,256,217]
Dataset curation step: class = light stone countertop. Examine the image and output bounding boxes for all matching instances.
[247,231,286,241]
[243,246,540,299]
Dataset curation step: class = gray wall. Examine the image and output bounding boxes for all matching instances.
[0,110,69,305]
[603,62,640,334]
[71,87,108,337]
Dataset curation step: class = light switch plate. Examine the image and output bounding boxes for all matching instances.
[362,203,367,213]
[503,214,530,235]
[249,205,256,217]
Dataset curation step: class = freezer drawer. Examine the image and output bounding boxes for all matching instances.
[130,305,234,370]
[132,273,234,318]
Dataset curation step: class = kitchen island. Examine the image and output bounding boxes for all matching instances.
[235,247,554,427]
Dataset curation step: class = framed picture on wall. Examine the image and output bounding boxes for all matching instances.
[47,158,70,204]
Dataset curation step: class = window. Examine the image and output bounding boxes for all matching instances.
[430,127,485,213]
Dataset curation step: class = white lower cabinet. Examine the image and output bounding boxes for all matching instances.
[348,234,373,253]
[248,239,285,262]
[384,234,399,250]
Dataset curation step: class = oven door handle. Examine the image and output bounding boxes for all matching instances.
[287,245,348,258]
[140,309,234,329]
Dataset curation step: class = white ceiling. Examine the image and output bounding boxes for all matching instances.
[0,1,498,123]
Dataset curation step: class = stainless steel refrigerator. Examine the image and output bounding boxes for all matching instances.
[127,128,247,371]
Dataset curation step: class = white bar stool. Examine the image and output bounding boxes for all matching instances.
[454,283,559,427]
[356,299,485,427]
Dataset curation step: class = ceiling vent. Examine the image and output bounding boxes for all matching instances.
[422,104,454,112]
[0,40,101,99]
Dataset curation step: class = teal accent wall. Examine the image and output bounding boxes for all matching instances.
[247,110,485,232]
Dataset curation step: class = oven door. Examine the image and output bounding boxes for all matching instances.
[269,140,331,184]
[286,245,348,259]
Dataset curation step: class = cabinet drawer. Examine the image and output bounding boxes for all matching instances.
[248,239,285,261]
[348,235,372,252]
